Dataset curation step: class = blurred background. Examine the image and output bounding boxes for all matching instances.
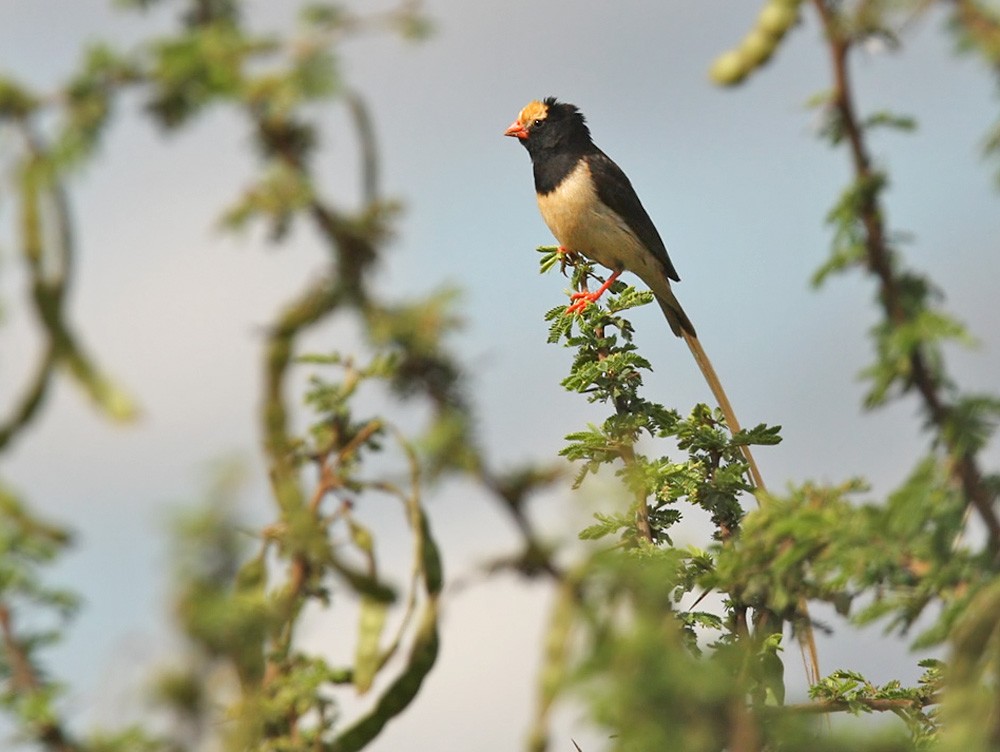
[2,1,999,749]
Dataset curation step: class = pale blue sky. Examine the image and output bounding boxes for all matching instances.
[2,1,999,749]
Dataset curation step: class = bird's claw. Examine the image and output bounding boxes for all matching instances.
[564,269,621,315]
[565,289,599,315]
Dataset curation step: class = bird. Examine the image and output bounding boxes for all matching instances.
[505,98,823,688]
[504,96,764,491]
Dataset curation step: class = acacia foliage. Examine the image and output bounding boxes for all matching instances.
[1,2,999,752]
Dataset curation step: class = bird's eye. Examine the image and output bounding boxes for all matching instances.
[532,119,544,128]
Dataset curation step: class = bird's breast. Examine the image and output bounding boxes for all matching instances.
[535,159,646,273]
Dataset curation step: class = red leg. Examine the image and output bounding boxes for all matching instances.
[566,270,622,314]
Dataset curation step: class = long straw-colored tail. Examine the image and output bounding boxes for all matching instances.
[681,329,766,492]
[656,290,822,688]
[682,329,821,686]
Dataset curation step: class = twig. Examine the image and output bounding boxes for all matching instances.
[0,603,79,752]
[765,694,939,715]
[596,323,654,545]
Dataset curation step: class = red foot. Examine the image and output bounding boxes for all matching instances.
[564,270,622,315]
[565,289,600,314]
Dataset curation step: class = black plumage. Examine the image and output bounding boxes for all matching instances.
[586,150,681,284]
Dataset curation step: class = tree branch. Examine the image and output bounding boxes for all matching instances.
[0,603,79,752]
[812,0,1000,555]
[768,694,939,715]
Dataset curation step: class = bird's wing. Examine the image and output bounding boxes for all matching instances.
[585,150,680,282]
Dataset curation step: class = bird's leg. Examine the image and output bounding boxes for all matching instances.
[566,269,622,314]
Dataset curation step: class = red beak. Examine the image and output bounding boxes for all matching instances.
[504,119,528,139]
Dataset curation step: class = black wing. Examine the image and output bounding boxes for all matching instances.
[585,149,680,282]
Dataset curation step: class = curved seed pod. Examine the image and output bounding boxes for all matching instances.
[709,0,804,86]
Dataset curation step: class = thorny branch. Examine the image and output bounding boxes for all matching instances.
[811,0,1000,555]
[773,694,940,715]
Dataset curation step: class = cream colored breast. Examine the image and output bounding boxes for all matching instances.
[535,160,646,274]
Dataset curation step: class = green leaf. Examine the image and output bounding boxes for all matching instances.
[811,239,866,288]
[942,394,1000,454]
[537,245,563,274]
[733,423,782,447]
[0,76,38,119]
[862,111,917,133]
[579,512,631,541]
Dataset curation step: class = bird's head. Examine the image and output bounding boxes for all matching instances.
[504,97,591,154]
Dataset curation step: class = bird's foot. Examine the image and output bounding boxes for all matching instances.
[565,290,597,315]
[564,271,621,315]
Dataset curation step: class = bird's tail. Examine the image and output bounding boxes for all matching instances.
[654,290,764,489]
[655,290,697,339]
[657,290,822,689]
[680,329,766,492]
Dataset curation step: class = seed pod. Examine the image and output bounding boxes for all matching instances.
[741,28,778,67]
[708,49,750,86]
[758,1,799,37]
